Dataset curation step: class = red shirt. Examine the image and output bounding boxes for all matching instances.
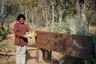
[14,22,29,46]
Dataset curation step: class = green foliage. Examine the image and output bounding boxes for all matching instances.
[5,61,16,64]
[48,15,81,34]
[0,27,8,41]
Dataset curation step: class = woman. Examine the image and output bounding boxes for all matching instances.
[14,14,29,64]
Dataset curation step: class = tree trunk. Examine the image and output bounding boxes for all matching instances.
[0,1,5,28]
[76,0,80,18]
[0,51,16,56]
[45,8,48,27]
[81,0,88,35]
[17,0,23,13]
[25,9,28,23]
[59,8,62,25]
[32,14,34,24]
[52,5,54,32]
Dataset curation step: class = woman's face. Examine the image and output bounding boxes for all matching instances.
[19,18,25,24]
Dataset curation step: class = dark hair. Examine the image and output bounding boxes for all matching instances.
[17,14,26,21]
